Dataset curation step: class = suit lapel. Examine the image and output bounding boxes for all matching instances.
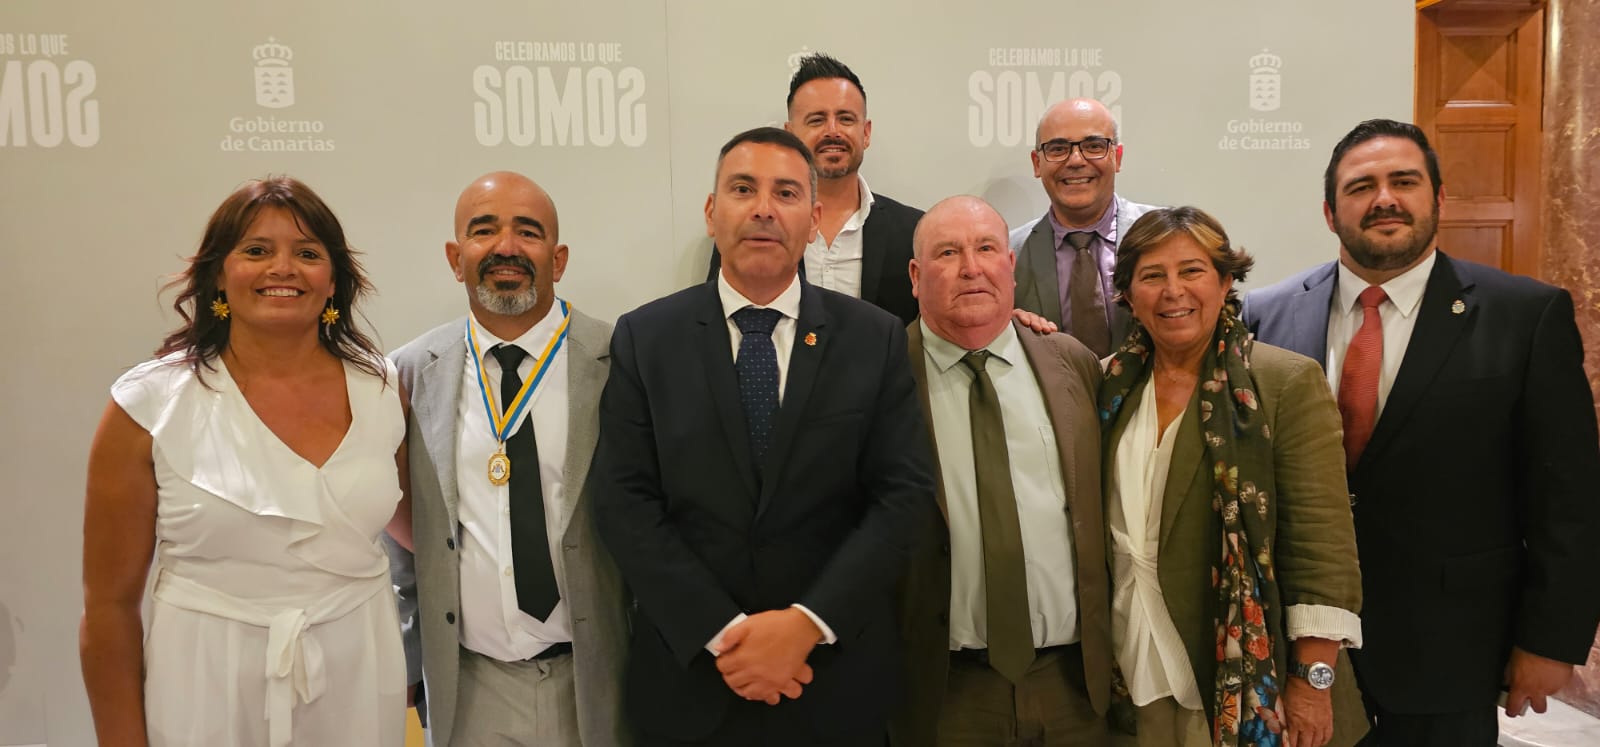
[695,283,761,503]
[907,323,950,524]
[1158,390,1206,549]
[1356,253,1472,472]
[1015,323,1080,519]
[758,283,829,518]
[414,329,467,528]
[858,198,885,306]
[558,311,606,539]
[1282,264,1338,366]
[1024,219,1064,327]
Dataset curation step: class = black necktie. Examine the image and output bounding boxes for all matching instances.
[1066,231,1112,357]
[732,307,783,471]
[490,344,559,621]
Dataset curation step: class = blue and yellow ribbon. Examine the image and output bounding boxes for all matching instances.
[465,299,571,443]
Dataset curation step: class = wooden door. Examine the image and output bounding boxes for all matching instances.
[1415,0,1544,277]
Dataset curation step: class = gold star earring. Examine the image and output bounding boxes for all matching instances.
[210,293,230,320]
[321,301,340,329]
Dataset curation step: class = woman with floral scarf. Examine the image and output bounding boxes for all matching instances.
[1099,207,1366,747]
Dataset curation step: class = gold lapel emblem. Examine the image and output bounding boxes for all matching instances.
[1451,299,1465,315]
[804,332,817,346]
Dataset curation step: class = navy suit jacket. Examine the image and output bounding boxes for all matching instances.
[706,192,923,325]
[593,278,936,742]
[1241,252,1600,714]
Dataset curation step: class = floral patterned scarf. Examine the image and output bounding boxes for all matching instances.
[1099,305,1285,747]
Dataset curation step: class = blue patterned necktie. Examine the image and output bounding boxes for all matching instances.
[732,307,784,470]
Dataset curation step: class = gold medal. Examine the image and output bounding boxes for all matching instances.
[488,447,511,485]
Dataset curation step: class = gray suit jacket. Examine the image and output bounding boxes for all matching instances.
[1009,194,1159,344]
[385,307,630,746]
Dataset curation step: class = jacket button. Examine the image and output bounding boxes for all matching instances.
[937,611,949,625]
[445,611,456,624]
[1348,492,1358,508]
[446,537,456,550]
[939,543,950,556]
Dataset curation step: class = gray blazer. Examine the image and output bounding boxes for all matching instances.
[1009,194,1159,344]
[386,307,630,746]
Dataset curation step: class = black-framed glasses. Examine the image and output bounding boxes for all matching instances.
[1037,137,1115,162]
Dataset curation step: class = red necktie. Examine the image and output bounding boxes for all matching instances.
[1338,286,1388,469]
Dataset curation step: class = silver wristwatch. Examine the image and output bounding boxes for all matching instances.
[1290,660,1336,690]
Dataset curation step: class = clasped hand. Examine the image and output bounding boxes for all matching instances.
[715,608,821,705]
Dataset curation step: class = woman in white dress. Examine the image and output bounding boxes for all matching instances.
[80,176,412,746]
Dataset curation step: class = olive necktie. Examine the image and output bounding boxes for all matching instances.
[961,350,1033,683]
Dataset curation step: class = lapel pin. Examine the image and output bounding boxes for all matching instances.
[804,332,817,347]
[1451,299,1465,315]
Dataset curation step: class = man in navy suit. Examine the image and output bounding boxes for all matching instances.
[594,126,936,746]
[1242,118,1600,746]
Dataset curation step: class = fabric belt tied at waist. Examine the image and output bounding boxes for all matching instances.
[152,566,387,747]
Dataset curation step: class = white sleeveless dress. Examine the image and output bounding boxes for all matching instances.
[111,353,406,747]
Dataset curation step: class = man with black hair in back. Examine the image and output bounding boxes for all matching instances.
[709,53,923,325]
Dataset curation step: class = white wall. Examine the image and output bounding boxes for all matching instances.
[0,1,1411,743]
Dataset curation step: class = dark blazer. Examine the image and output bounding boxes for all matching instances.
[891,321,1112,747]
[706,192,924,325]
[1008,195,1159,345]
[593,278,937,743]
[1241,252,1600,714]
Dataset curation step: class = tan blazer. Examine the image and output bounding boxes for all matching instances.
[891,321,1112,746]
[1103,341,1366,745]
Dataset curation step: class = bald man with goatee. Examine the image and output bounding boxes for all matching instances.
[386,171,630,746]
[894,196,1110,746]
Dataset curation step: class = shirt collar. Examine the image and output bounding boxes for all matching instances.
[1335,250,1436,319]
[919,319,1019,375]
[850,172,876,226]
[1047,195,1119,249]
[469,298,569,364]
[717,270,802,321]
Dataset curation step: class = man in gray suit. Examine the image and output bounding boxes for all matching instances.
[1010,98,1158,357]
[386,171,629,746]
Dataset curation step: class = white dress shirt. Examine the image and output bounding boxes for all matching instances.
[706,271,836,653]
[455,305,571,660]
[1109,376,1205,708]
[1325,251,1436,419]
[920,321,1081,651]
[802,173,874,298]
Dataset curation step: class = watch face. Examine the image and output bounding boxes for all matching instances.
[1307,662,1336,690]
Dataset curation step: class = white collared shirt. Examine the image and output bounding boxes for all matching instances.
[802,173,875,298]
[1109,376,1204,708]
[920,321,1081,651]
[455,304,572,661]
[1325,251,1437,419]
[707,270,836,651]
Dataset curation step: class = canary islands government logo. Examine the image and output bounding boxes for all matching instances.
[1249,48,1281,112]
[219,36,333,151]
[253,37,294,109]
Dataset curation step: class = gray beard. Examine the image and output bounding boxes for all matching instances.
[475,283,537,316]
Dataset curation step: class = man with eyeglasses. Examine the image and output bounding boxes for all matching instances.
[1010,98,1159,357]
